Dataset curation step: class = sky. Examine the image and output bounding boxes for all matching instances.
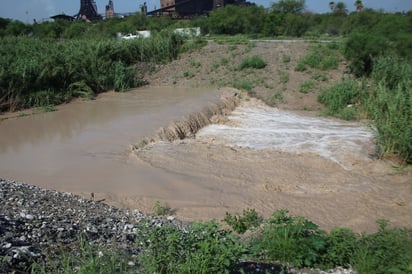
[0,0,411,23]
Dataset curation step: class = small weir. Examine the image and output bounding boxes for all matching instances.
[197,99,375,169]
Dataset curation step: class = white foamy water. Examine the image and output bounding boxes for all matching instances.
[198,105,375,169]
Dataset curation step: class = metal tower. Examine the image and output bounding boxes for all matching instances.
[76,0,102,20]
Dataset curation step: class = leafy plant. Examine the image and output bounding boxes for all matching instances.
[352,220,412,274]
[139,221,245,273]
[232,79,253,93]
[224,208,262,234]
[239,55,267,70]
[251,210,326,268]
[299,80,316,94]
[318,80,360,120]
[269,92,285,106]
[153,200,172,216]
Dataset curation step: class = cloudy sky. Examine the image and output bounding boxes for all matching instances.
[1,0,411,23]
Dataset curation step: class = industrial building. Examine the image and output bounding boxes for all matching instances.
[51,0,252,22]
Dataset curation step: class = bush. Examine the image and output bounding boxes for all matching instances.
[251,210,326,268]
[318,80,361,120]
[298,44,340,71]
[224,208,262,234]
[239,55,267,70]
[352,220,412,274]
[139,221,245,273]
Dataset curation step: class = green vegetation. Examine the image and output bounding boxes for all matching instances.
[269,92,285,106]
[25,209,412,273]
[239,55,267,70]
[299,80,316,94]
[153,200,172,216]
[0,33,185,111]
[139,221,245,273]
[224,208,262,234]
[295,44,340,72]
[318,80,360,120]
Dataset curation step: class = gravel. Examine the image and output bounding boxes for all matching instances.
[0,178,188,273]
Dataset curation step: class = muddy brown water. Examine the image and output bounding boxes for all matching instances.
[0,86,225,194]
[1,86,411,232]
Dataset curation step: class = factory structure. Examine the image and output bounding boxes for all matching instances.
[51,0,252,21]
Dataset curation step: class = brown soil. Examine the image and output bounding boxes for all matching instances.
[132,40,412,232]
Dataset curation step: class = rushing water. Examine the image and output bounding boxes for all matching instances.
[197,103,375,169]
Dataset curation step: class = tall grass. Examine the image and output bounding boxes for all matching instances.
[0,32,184,111]
[318,80,361,121]
[367,55,411,162]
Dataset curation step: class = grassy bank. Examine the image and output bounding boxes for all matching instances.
[28,209,412,274]
[0,32,184,111]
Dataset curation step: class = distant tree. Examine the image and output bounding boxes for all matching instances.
[329,2,335,12]
[333,2,348,16]
[354,0,364,12]
[271,0,306,14]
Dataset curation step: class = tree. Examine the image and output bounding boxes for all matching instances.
[329,2,335,12]
[354,0,364,12]
[333,2,348,16]
[271,0,305,14]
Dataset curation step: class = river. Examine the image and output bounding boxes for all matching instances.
[1,87,411,232]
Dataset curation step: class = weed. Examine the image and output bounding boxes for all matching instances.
[318,80,360,120]
[299,80,316,94]
[220,57,229,66]
[190,60,202,68]
[269,92,285,106]
[228,44,237,51]
[183,71,195,78]
[278,70,290,84]
[224,208,262,234]
[232,79,253,93]
[153,200,172,216]
[139,221,245,273]
[311,70,329,81]
[239,55,267,70]
[251,210,326,268]
[282,54,291,63]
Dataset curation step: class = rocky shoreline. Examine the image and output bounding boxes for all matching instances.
[0,178,188,273]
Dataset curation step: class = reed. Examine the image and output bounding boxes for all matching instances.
[0,33,184,111]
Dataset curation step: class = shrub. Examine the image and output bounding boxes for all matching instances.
[139,221,245,273]
[344,31,387,77]
[152,200,172,216]
[295,44,340,72]
[224,208,262,234]
[321,228,358,268]
[318,80,360,120]
[239,55,267,70]
[299,80,316,94]
[232,79,253,93]
[251,210,326,268]
[352,220,412,274]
